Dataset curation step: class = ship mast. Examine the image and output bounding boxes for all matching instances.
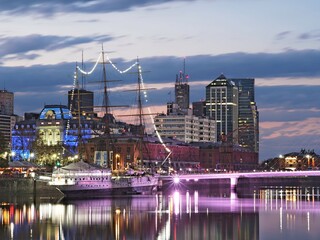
[117,58,155,169]
[97,45,124,170]
[75,63,83,161]
[101,45,111,136]
[137,58,144,167]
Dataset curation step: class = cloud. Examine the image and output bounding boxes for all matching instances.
[260,118,320,159]
[0,34,114,58]
[298,30,320,40]
[0,0,196,16]
[139,49,320,85]
[275,31,292,40]
[256,85,320,114]
[3,48,320,113]
[256,77,320,87]
[261,118,320,139]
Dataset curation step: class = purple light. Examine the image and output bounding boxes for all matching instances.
[173,177,180,184]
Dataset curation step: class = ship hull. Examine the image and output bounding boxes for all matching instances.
[48,161,159,199]
[56,184,157,199]
[52,175,159,199]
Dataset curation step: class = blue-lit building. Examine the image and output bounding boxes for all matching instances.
[11,105,98,162]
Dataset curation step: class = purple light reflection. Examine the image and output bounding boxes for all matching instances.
[173,191,180,215]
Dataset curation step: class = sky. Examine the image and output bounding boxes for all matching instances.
[1,0,320,161]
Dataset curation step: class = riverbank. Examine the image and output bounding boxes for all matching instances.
[0,177,63,203]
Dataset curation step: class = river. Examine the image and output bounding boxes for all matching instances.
[1,186,320,239]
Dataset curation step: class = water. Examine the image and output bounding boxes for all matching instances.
[1,187,320,240]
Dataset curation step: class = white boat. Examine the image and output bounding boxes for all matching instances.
[49,161,159,198]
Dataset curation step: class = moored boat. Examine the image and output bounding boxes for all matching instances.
[49,160,158,198]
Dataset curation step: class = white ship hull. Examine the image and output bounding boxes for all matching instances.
[55,176,158,198]
[48,161,158,199]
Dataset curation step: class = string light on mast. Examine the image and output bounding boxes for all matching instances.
[138,63,172,156]
[65,68,78,144]
[74,51,171,158]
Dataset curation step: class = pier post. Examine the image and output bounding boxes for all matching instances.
[230,177,238,192]
[33,178,37,200]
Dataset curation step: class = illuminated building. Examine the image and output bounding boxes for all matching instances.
[231,78,259,153]
[206,74,239,143]
[11,119,36,160]
[84,135,201,170]
[12,105,97,161]
[175,62,190,111]
[154,113,215,143]
[12,105,140,162]
[0,89,15,152]
[205,75,259,155]
[155,68,215,144]
[0,114,16,152]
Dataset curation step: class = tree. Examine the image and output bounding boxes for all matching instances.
[0,158,9,168]
[31,133,64,166]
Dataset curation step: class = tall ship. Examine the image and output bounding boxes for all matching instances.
[48,47,165,198]
[49,160,158,198]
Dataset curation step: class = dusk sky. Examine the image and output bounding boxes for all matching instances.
[1,0,320,161]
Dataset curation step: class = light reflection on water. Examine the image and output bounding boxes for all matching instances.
[1,187,320,240]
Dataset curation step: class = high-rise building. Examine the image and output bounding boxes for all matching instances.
[154,113,215,143]
[68,89,94,118]
[156,64,216,144]
[231,78,259,153]
[205,74,239,143]
[0,89,15,153]
[0,114,15,151]
[175,65,190,111]
[0,89,14,115]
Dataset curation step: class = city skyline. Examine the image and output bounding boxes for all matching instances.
[0,0,320,161]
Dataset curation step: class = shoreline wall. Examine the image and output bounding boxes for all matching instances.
[0,177,62,198]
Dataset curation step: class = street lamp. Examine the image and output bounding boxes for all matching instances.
[9,151,16,162]
[306,154,311,169]
[29,152,34,162]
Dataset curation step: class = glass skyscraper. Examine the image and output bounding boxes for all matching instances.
[206,74,239,143]
[231,78,259,153]
[205,75,259,153]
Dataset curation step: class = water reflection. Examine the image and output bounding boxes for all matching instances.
[1,187,320,240]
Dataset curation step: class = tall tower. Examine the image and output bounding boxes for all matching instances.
[0,89,14,115]
[206,74,239,143]
[175,59,190,111]
[231,78,259,153]
[0,89,15,152]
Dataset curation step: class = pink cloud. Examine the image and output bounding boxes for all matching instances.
[261,117,320,140]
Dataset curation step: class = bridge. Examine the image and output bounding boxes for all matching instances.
[159,170,320,190]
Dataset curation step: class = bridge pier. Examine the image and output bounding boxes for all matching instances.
[230,177,238,192]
